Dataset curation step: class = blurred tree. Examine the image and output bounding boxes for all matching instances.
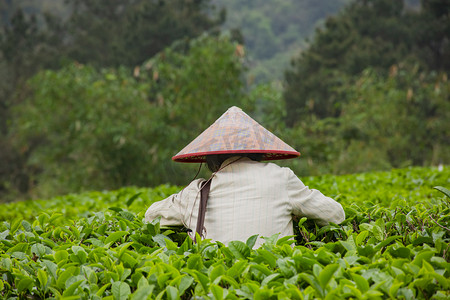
[413,0,450,71]
[0,0,225,201]
[334,66,450,172]
[283,65,450,176]
[283,0,450,125]
[0,9,64,200]
[212,0,350,83]
[0,9,62,131]
[64,0,224,68]
[11,64,158,195]
[146,36,247,138]
[9,36,250,199]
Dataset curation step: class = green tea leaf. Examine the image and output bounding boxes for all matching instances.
[227,260,248,278]
[434,186,450,199]
[261,273,281,286]
[178,275,194,294]
[0,229,10,240]
[210,284,224,300]
[31,243,47,257]
[372,224,384,241]
[131,285,154,300]
[210,264,225,282]
[351,273,369,292]
[6,242,28,254]
[228,241,250,259]
[256,249,277,268]
[389,247,411,259]
[17,278,33,293]
[109,207,123,213]
[187,254,203,270]
[37,269,48,290]
[276,235,296,246]
[120,211,135,221]
[152,234,168,247]
[1,257,11,271]
[389,281,403,299]
[121,252,138,269]
[192,270,210,292]
[412,250,434,267]
[277,258,296,278]
[55,250,69,263]
[49,213,63,225]
[246,234,258,249]
[355,230,369,246]
[57,266,77,289]
[127,192,142,207]
[212,275,239,289]
[318,264,339,289]
[299,273,323,297]
[62,279,83,296]
[105,231,128,245]
[112,281,131,300]
[21,220,32,232]
[10,218,22,234]
[374,235,401,250]
[96,283,111,296]
[147,218,161,236]
[166,285,179,300]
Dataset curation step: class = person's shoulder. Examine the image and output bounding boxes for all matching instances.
[251,160,295,176]
[188,178,206,188]
[265,162,299,180]
[261,160,291,171]
[185,178,207,190]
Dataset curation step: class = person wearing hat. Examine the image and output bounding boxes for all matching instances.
[145,106,345,247]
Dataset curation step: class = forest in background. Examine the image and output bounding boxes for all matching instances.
[0,0,449,202]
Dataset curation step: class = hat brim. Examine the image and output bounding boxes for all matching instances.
[173,149,300,163]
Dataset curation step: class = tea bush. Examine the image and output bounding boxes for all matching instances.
[1,167,449,299]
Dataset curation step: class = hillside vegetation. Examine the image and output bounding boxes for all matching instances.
[1,0,448,202]
[0,167,449,298]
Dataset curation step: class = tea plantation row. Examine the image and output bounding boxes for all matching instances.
[0,167,449,299]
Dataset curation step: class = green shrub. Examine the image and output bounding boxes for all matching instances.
[0,167,449,298]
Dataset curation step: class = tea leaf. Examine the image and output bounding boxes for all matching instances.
[126,192,142,207]
[112,281,131,300]
[434,186,450,199]
[105,231,128,245]
[17,278,33,293]
[228,241,250,259]
[246,234,259,249]
[131,285,154,300]
[318,264,339,289]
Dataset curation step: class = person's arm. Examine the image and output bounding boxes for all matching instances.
[144,178,204,227]
[144,193,184,226]
[286,169,345,226]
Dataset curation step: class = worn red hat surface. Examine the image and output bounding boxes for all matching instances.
[172,106,300,162]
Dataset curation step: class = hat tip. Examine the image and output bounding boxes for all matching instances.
[228,106,242,111]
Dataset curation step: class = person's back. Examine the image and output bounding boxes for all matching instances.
[146,156,344,247]
[203,157,293,246]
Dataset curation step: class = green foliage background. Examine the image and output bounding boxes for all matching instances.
[10,36,249,197]
[0,0,449,201]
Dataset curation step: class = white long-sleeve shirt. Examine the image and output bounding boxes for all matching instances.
[145,157,345,247]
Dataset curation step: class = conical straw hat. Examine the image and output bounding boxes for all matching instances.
[172,106,300,162]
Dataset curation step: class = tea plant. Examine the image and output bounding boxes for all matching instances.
[1,167,449,299]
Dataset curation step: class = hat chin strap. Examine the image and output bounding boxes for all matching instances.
[194,179,211,242]
[190,162,203,182]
